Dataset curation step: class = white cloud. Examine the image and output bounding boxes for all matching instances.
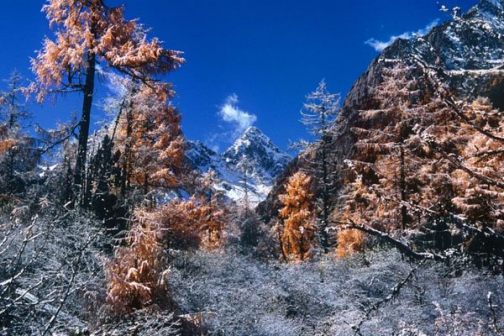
[206,94,257,152]
[219,94,257,133]
[365,19,439,52]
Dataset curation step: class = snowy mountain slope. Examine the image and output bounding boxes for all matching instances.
[186,126,291,206]
[346,0,504,110]
[259,0,504,221]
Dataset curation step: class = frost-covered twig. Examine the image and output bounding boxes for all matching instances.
[487,292,502,335]
[0,218,40,298]
[41,230,99,336]
[343,221,446,261]
[351,261,423,336]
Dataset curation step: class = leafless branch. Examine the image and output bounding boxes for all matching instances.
[352,261,424,335]
[342,220,446,261]
[37,121,80,155]
[487,292,502,335]
[41,230,99,336]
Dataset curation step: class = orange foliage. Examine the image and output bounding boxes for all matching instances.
[150,173,227,251]
[0,125,19,155]
[336,64,452,232]
[336,62,504,239]
[450,98,504,228]
[104,173,227,314]
[105,210,169,314]
[115,83,185,192]
[0,139,17,155]
[278,172,315,261]
[32,0,184,101]
[154,198,203,249]
[336,229,365,258]
[155,197,226,251]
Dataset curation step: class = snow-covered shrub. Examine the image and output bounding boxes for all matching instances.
[169,248,504,336]
[0,210,106,335]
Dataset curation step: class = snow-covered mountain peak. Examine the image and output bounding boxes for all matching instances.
[224,126,275,156]
[185,127,291,206]
[342,0,504,111]
[223,126,291,181]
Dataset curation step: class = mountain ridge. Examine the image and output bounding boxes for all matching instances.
[186,126,291,205]
[258,0,504,221]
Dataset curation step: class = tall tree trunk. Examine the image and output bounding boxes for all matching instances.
[399,142,408,230]
[121,101,133,197]
[319,136,331,253]
[74,52,96,202]
[120,85,138,198]
[8,91,16,129]
[278,221,287,261]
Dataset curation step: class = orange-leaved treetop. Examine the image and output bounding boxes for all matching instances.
[114,82,185,195]
[31,0,184,196]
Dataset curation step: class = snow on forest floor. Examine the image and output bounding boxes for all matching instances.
[170,249,504,336]
[2,212,503,336]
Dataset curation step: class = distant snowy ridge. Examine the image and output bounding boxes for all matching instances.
[186,126,291,206]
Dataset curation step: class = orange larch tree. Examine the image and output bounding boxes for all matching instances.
[335,63,454,233]
[278,171,315,261]
[336,63,422,232]
[447,98,504,231]
[113,82,185,196]
[105,208,170,314]
[335,229,364,258]
[142,171,227,251]
[336,61,504,258]
[32,0,184,194]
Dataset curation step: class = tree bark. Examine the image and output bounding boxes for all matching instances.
[319,138,331,253]
[121,99,133,197]
[399,143,408,230]
[74,52,96,202]
[344,221,445,261]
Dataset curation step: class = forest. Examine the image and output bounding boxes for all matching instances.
[1,0,504,335]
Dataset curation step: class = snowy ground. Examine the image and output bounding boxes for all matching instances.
[170,249,504,336]
[2,211,503,336]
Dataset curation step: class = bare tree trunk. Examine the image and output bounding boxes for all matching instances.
[8,84,16,129]
[319,138,331,253]
[121,101,133,197]
[278,221,287,261]
[399,142,408,230]
[74,52,96,203]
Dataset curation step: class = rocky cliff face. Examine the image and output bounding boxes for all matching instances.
[347,0,504,109]
[258,0,504,221]
[186,126,291,206]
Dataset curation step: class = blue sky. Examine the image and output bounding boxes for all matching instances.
[0,0,477,152]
